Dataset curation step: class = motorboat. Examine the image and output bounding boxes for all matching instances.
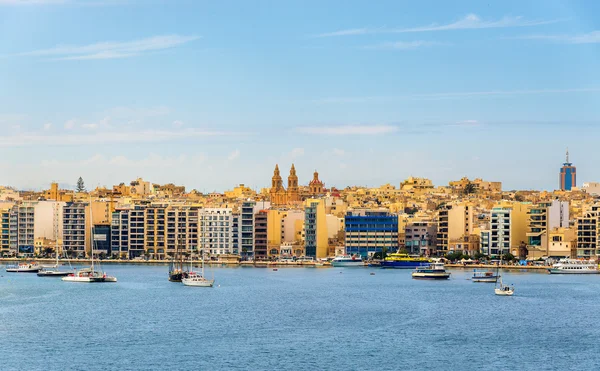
[547,258,599,274]
[331,255,363,267]
[471,269,498,283]
[6,262,41,273]
[381,253,431,269]
[411,260,451,280]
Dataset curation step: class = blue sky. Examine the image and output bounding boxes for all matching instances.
[1,0,599,192]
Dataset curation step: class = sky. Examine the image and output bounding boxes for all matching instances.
[0,0,599,192]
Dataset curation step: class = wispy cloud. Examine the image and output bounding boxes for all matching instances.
[314,87,600,104]
[14,34,199,60]
[316,13,560,37]
[290,147,305,158]
[297,125,398,135]
[0,129,242,147]
[227,149,240,161]
[363,40,442,50]
[518,31,600,44]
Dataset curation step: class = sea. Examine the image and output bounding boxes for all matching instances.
[1,264,599,371]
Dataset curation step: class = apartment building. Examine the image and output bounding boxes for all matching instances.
[63,202,88,257]
[345,209,399,258]
[527,200,570,258]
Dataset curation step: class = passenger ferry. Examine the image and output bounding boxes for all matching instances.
[381,253,431,269]
[471,269,498,283]
[547,259,599,274]
[331,255,363,267]
[6,262,41,273]
[411,260,451,280]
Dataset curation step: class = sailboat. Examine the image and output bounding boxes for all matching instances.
[182,248,214,287]
[169,238,188,282]
[38,204,71,277]
[494,275,514,296]
[62,198,117,283]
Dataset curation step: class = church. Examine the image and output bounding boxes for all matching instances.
[269,164,325,205]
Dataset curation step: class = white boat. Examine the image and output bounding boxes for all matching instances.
[411,260,451,280]
[331,255,363,267]
[547,258,599,274]
[182,248,214,287]
[494,275,514,296]
[471,269,498,283]
[62,197,117,283]
[6,262,41,273]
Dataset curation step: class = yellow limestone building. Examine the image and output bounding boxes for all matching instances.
[304,198,328,258]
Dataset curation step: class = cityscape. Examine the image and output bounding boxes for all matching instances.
[1,149,597,263]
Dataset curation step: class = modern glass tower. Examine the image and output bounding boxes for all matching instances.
[560,149,576,191]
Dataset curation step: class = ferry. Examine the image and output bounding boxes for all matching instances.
[471,269,498,283]
[380,253,431,269]
[411,260,451,280]
[6,262,41,273]
[331,255,363,267]
[547,259,599,274]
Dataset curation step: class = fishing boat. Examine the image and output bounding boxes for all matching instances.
[547,258,599,274]
[6,261,41,273]
[411,260,451,280]
[494,275,514,296]
[62,198,117,283]
[182,248,214,287]
[381,252,431,269]
[471,269,498,283]
[331,254,363,267]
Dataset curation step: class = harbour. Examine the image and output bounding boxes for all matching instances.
[2,265,600,370]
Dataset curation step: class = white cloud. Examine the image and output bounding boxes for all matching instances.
[81,123,98,130]
[363,41,441,50]
[290,147,304,158]
[227,149,240,161]
[0,128,241,147]
[15,34,200,60]
[297,124,397,135]
[316,14,560,37]
[454,120,480,127]
[172,120,184,128]
[518,31,600,44]
[43,122,52,130]
[64,119,77,129]
[332,148,345,156]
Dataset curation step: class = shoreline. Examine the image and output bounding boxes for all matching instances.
[0,258,554,270]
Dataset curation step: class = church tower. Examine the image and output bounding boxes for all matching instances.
[270,164,287,205]
[287,164,299,202]
[309,170,324,196]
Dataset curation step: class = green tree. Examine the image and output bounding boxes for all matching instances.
[76,177,86,193]
[502,252,516,262]
[463,182,477,195]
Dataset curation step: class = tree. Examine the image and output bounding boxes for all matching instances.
[502,252,516,262]
[76,177,86,193]
[463,182,477,195]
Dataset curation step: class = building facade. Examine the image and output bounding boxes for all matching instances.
[405,221,437,256]
[560,149,576,191]
[344,210,399,258]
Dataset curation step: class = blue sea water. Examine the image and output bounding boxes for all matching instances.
[1,265,599,371]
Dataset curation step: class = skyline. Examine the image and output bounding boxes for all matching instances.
[1,0,600,191]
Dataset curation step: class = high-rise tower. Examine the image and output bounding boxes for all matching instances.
[560,149,576,191]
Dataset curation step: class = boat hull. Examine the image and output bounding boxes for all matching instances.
[412,272,451,280]
[62,276,104,283]
[548,269,600,274]
[37,271,71,277]
[472,277,498,283]
[169,272,184,282]
[495,288,514,296]
[381,261,431,269]
[331,261,363,267]
[182,278,214,287]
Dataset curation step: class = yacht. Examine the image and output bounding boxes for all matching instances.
[411,260,451,280]
[182,249,214,287]
[6,262,41,273]
[471,269,498,283]
[494,275,514,296]
[331,255,363,267]
[547,258,599,274]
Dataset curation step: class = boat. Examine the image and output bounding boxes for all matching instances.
[547,258,599,274]
[331,255,363,267]
[471,269,498,283]
[6,262,41,273]
[380,253,431,269]
[411,260,451,280]
[494,275,514,296]
[182,248,214,287]
[62,197,117,283]
[169,239,188,282]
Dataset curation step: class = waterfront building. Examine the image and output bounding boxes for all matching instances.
[63,202,88,257]
[1,208,11,256]
[266,209,284,259]
[129,206,145,258]
[576,205,600,258]
[436,203,476,254]
[199,208,233,257]
[281,210,304,243]
[404,221,437,256]
[480,229,491,256]
[240,201,255,259]
[232,213,240,256]
[449,234,481,256]
[560,149,576,191]
[344,209,399,258]
[254,210,268,260]
[526,200,570,259]
[111,207,131,258]
[548,228,576,258]
[489,203,528,257]
[304,198,328,258]
[13,202,36,256]
[92,224,111,256]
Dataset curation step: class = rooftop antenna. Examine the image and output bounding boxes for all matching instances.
[566,147,569,163]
